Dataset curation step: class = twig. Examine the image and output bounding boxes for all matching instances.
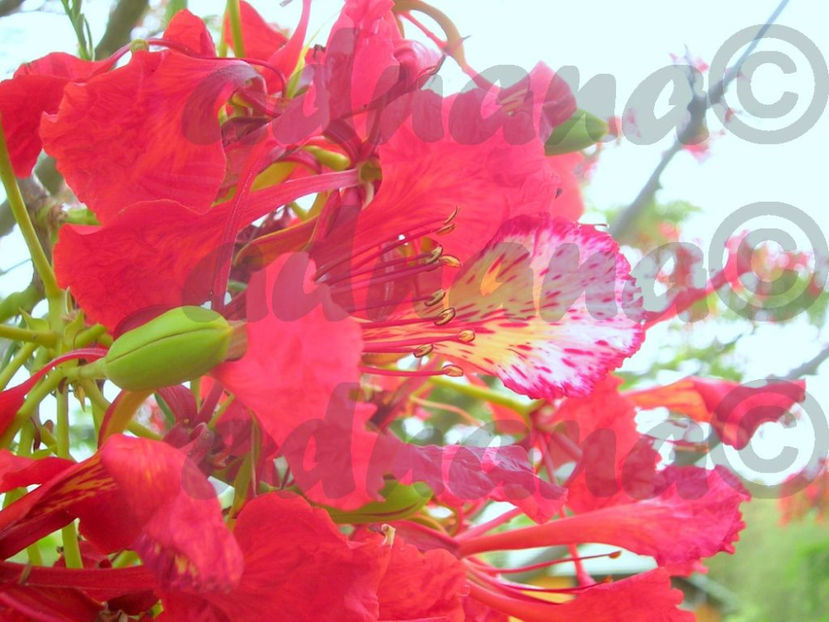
[781,344,829,380]
[610,0,791,240]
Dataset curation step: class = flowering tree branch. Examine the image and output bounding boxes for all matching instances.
[610,0,792,240]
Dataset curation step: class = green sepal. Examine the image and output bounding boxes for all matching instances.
[545,109,608,155]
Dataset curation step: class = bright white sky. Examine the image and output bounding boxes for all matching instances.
[1,0,827,487]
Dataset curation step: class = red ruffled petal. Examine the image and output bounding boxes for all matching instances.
[0,435,243,592]
[460,466,748,570]
[40,50,261,222]
[163,493,385,621]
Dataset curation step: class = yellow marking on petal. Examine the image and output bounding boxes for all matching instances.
[480,257,505,297]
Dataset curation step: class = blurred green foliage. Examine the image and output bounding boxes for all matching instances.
[706,497,829,622]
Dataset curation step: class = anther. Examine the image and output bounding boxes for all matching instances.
[457,329,475,343]
[441,364,464,377]
[414,344,434,358]
[440,255,461,268]
[435,307,456,326]
[426,289,446,306]
[426,245,444,264]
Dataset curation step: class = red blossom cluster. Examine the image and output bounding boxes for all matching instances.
[0,2,811,620]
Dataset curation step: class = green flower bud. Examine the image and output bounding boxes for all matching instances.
[326,481,432,524]
[545,109,608,155]
[98,306,244,391]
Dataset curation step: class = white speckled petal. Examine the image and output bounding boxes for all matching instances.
[438,216,645,398]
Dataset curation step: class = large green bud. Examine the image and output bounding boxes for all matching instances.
[325,481,433,524]
[88,306,244,391]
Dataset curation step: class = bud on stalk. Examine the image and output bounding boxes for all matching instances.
[82,307,246,390]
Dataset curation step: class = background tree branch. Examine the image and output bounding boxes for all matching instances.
[781,344,829,380]
[0,0,24,18]
[610,0,792,240]
[94,0,149,59]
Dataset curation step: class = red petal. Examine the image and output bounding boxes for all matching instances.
[214,254,384,508]
[359,89,566,264]
[459,466,748,569]
[548,377,660,511]
[375,536,467,621]
[0,435,242,592]
[0,75,67,176]
[163,9,217,56]
[40,50,261,222]
[0,451,73,494]
[163,493,385,621]
[222,1,287,61]
[54,200,223,330]
[214,253,364,444]
[0,52,112,176]
[54,170,357,330]
[324,0,402,115]
[0,585,101,622]
[370,437,566,522]
[468,568,692,622]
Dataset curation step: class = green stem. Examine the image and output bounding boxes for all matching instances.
[0,371,63,448]
[111,549,139,568]
[0,324,57,347]
[227,452,252,528]
[14,423,44,565]
[0,283,43,324]
[0,120,60,299]
[125,420,161,441]
[75,323,109,348]
[0,341,37,390]
[55,387,82,568]
[428,376,536,416]
[226,0,245,57]
[77,378,108,429]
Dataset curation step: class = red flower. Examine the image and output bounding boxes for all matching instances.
[0,435,242,592]
[627,377,807,448]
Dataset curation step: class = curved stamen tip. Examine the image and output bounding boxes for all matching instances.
[435,307,456,326]
[441,364,464,377]
[426,289,446,306]
[436,222,456,235]
[427,245,444,264]
[439,255,461,268]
